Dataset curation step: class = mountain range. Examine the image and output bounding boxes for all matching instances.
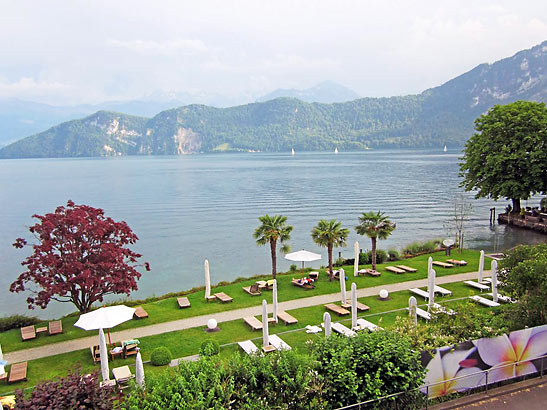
[1,40,545,158]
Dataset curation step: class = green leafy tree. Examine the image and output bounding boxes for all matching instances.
[355,211,396,271]
[459,101,547,213]
[311,219,349,280]
[254,214,292,279]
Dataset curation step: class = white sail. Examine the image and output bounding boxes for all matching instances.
[291,148,295,156]
[334,147,338,154]
[443,145,447,152]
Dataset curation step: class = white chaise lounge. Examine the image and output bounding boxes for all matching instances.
[331,322,357,337]
[470,295,500,307]
[269,334,291,351]
[434,286,452,296]
[410,288,430,300]
[464,281,490,291]
[486,293,515,303]
[415,307,431,321]
[354,318,382,331]
[238,340,260,355]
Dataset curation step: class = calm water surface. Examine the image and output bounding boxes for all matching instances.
[0,150,544,318]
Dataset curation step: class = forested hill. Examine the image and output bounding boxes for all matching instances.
[1,41,546,158]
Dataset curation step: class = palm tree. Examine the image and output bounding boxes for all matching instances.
[254,214,293,279]
[355,211,396,271]
[311,219,349,280]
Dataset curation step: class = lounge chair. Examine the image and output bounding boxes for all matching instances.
[122,340,140,358]
[464,281,490,292]
[134,306,149,319]
[470,295,500,307]
[341,301,370,312]
[410,288,430,300]
[486,293,515,303]
[242,283,261,296]
[112,365,133,385]
[243,316,263,331]
[446,259,467,266]
[309,271,319,279]
[177,297,191,308]
[415,307,431,320]
[277,311,298,325]
[354,318,382,331]
[90,345,101,363]
[430,303,456,316]
[432,261,454,268]
[291,278,315,289]
[331,322,357,337]
[238,340,260,355]
[386,266,406,274]
[214,292,233,303]
[324,303,350,316]
[397,265,417,272]
[269,334,291,351]
[357,269,381,277]
[8,362,27,384]
[0,344,6,383]
[20,325,36,341]
[434,285,452,296]
[48,320,62,335]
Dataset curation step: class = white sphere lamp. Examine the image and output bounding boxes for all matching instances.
[379,289,389,300]
[207,318,218,330]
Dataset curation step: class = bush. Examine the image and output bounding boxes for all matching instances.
[334,257,346,267]
[150,346,172,366]
[359,252,371,265]
[541,197,547,211]
[0,315,40,332]
[402,239,440,257]
[289,264,298,272]
[387,249,400,261]
[200,339,220,357]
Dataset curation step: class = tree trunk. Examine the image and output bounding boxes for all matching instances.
[328,244,333,281]
[371,237,377,271]
[270,240,277,279]
[512,198,521,214]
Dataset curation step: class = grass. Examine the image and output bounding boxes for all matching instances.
[0,278,493,395]
[0,249,485,354]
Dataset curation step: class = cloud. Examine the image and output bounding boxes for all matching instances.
[107,38,208,56]
[0,77,71,99]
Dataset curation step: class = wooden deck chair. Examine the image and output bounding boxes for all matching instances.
[277,311,298,325]
[177,297,191,308]
[397,265,417,272]
[20,325,36,341]
[446,259,467,266]
[48,320,62,335]
[242,283,261,296]
[8,362,27,384]
[134,306,149,319]
[341,301,370,312]
[90,345,101,363]
[243,316,263,331]
[324,303,350,316]
[214,292,233,303]
[385,266,406,274]
[432,261,454,268]
[357,269,381,277]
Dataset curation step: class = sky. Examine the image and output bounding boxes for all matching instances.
[1,0,546,105]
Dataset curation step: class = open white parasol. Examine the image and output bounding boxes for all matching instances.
[285,249,321,278]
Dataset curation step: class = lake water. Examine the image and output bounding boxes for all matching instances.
[0,150,545,318]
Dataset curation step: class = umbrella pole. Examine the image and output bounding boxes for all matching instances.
[302,261,305,278]
[107,328,112,346]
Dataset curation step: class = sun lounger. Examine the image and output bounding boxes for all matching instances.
[397,265,417,272]
[291,278,315,289]
[8,362,27,383]
[48,320,63,335]
[482,277,492,284]
[309,271,319,279]
[324,303,350,316]
[432,261,454,268]
[486,293,515,303]
[214,292,233,303]
[243,316,263,331]
[430,303,456,316]
[331,322,357,337]
[355,318,382,331]
[357,269,381,277]
[238,340,260,355]
[269,334,291,351]
[90,345,101,363]
[386,266,406,274]
[415,307,431,321]
[134,306,149,319]
[446,259,467,266]
[20,325,36,341]
[0,344,6,382]
[277,311,298,325]
[242,283,261,296]
[434,285,452,296]
[410,288,430,300]
[112,365,133,385]
[341,301,370,312]
[464,281,490,292]
[177,297,191,308]
[470,295,500,307]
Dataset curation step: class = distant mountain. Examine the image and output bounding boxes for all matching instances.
[1,40,546,158]
[257,81,360,103]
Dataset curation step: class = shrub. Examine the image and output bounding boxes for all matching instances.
[334,257,346,267]
[0,315,40,332]
[200,339,220,357]
[359,252,370,265]
[289,264,298,272]
[150,346,172,366]
[541,197,547,211]
[402,239,440,256]
[387,249,400,261]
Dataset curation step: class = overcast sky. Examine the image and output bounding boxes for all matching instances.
[1,0,546,105]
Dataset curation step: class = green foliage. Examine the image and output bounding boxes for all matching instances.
[150,346,172,366]
[289,264,298,272]
[355,211,396,270]
[460,101,547,211]
[541,197,547,210]
[200,339,220,357]
[311,219,350,277]
[402,240,440,256]
[499,243,547,328]
[387,249,400,261]
[254,214,293,278]
[0,315,40,332]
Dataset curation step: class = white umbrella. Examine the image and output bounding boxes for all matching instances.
[478,250,485,283]
[323,312,331,338]
[339,268,347,304]
[351,283,357,330]
[491,259,498,303]
[272,279,278,323]
[99,328,109,382]
[409,296,418,326]
[135,352,145,388]
[353,241,359,277]
[204,259,211,300]
[75,305,136,345]
[262,299,269,348]
[427,256,433,277]
[428,268,436,310]
[285,250,321,278]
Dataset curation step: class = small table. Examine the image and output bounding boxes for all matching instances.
[262,344,276,353]
[110,349,123,361]
[36,327,48,335]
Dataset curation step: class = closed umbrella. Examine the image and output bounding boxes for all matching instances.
[323,312,331,338]
[478,250,485,283]
[135,352,145,388]
[427,256,433,277]
[99,328,109,382]
[491,260,498,303]
[428,268,436,310]
[409,296,417,326]
[75,305,136,345]
[285,250,321,278]
[204,259,211,300]
[353,241,359,277]
[340,268,347,304]
[272,279,278,323]
[262,299,269,348]
[351,283,357,330]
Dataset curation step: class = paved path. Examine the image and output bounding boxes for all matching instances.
[4,270,490,363]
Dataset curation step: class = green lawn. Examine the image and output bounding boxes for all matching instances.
[0,250,485,354]
[0,277,494,395]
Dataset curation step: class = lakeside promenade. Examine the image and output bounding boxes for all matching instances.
[4,270,490,364]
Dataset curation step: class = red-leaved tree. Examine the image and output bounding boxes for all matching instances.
[10,200,150,313]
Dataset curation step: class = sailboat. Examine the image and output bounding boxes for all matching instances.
[443,145,447,152]
[334,147,338,154]
[291,148,295,156]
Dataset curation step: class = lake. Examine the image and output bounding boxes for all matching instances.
[0,150,544,318]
